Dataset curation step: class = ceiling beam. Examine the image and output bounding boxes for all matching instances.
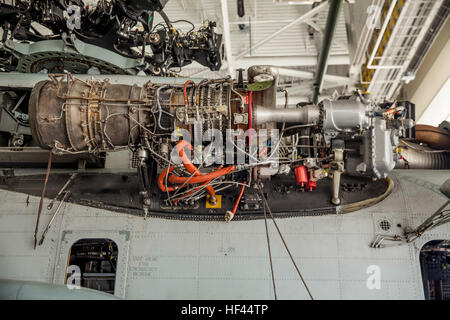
[235,1,329,60]
[220,0,234,76]
[312,0,343,103]
[278,67,350,84]
[188,54,350,77]
[235,54,349,67]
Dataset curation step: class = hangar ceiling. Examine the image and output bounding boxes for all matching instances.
[148,0,355,104]
[8,0,449,115]
[145,0,448,112]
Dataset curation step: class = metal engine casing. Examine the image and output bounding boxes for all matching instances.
[321,97,400,179]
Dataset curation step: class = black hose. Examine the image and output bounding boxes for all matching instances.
[158,10,172,29]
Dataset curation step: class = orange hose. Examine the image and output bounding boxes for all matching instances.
[158,166,176,192]
[183,80,193,107]
[157,140,236,201]
[225,182,246,222]
[176,140,197,174]
[176,140,216,197]
[232,183,246,214]
[173,166,222,204]
[168,165,236,184]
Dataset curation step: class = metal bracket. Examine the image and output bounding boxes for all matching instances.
[233,113,248,125]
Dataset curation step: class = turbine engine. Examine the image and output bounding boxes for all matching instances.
[28,66,414,218]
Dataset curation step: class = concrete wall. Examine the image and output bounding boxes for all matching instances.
[403,16,450,125]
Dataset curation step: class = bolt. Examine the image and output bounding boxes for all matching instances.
[208,196,217,205]
[331,197,340,205]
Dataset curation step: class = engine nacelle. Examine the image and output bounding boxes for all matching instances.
[28,67,413,211]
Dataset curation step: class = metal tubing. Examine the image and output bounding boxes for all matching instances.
[331,170,342,205]
[253,105,320,126]
[38,191,71,246]
[331,148,344,205]
[47,173,78,210]
[0,73,204,90]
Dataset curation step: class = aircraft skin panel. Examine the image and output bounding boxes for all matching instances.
[0,169,449,299]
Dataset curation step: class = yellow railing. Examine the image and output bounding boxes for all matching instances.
[361,0,406,93]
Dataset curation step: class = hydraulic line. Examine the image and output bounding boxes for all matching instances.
[157,141,236,203]
[183,80,193,107]
[248,90,253,156]
[195,79,208,105]
[155,85,170,131]
[157,166,176,192]
[172,90,252,208]
[33,150,52,249]
[173,168,222,204]
[168,166,236,185]
[176,140,216,199]
[225,90,252,221]
[225,182,246,222]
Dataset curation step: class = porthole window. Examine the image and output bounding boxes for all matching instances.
[420,240,450,300]
[65,238,118,295]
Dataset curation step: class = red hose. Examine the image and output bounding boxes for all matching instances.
[157,141,236,199]
[173,166,223,204]
[196,79,208,105]
[232,183,246,214]
[248,91,252,145]
[183,80,193,107]
[158,166,176,192]
[226,91,250,222]
[176,140,216,198]
[225,182,246,222]
[168,165,236,184]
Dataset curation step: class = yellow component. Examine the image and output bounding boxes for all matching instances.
[175,127,183,137]
[206,195,222,208]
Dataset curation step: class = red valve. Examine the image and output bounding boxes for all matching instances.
[307,169,317,191]
[307,179,317,191]
[295,166,316,191]
[294,166,308,187]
